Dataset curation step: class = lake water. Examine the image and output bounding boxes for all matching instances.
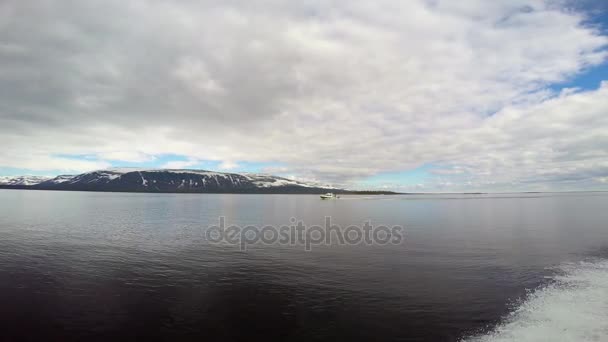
[1,190,607,341]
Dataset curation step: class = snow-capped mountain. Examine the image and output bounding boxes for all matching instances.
[0,168,341,194]
[0,175,52,186]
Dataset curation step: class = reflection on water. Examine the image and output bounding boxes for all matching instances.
[1,190,607,341]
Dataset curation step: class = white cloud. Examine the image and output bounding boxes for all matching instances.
[0,0,607,190]
[0,154,112,174]
[218,161,239,170]
[161,159,202,169]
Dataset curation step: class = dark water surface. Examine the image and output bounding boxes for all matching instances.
[1,190,607,341]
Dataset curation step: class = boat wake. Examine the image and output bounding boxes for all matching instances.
[463,259,608,342]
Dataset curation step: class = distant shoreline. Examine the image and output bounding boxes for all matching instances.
[0,185,400,195]
[1,186,606,196]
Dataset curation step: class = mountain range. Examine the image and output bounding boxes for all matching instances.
[0,169,347,194]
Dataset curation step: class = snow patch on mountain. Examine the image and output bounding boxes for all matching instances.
[0,176,52,186]
[47,175,76,184]
[244,173,336,189]
[105,168,228,177]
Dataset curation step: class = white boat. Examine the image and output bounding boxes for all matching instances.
[320,192,339,199]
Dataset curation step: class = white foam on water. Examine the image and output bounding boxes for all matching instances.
[463,259,608,342]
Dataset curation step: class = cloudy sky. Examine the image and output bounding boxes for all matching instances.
[1,0,607,192]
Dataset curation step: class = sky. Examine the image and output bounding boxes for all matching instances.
[1,0,607,192]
